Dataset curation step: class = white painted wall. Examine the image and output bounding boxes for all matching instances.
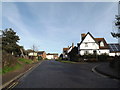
[28,52,37,56]
[80,34,99,50]
[99,49,109,55]
[109,52,120,56]
[46,55,54,59]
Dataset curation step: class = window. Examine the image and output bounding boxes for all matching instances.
[85,43,88,47]
[100,41,104,47]
[85,51,89,55]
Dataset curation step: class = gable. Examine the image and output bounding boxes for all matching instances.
[82,33,96,43]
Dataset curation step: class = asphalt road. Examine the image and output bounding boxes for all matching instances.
[15,60,119,88]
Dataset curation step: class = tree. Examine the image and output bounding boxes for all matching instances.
[68,47,78,61]
[2,28,22,56]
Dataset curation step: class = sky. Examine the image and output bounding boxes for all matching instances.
[2,2,119,54]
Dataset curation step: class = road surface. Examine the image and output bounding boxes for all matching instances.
[15,60,119,88]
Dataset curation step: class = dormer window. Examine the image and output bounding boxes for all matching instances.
[100,41,104,47]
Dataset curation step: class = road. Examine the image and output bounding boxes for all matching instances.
[14,60,119,88]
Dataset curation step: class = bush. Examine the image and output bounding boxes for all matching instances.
[38,56,43,60]
[109,56,120,70]
[98,54,109,61]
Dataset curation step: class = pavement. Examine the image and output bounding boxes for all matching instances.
[2,60,43,89]
[95,62,120,80]
[14,60,119,88]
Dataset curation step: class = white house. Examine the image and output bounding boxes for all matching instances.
[46,53,58,59]
[63,43,74,59]
[78,32,110,55]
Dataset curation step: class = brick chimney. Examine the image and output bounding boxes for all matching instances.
[72,43,74,48]
[81,33,86,40]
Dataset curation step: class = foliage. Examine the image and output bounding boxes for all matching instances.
[2,28,22,56]
[68,47,78,61]
[2,63,22,74]
[0,68,2,74]
[98,54,109,61]
[56,59,77,64]
[38,56,43,60]
[18,58,33,64]
[109,56,120,70]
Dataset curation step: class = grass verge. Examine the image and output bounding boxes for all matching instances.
[0,68,2,74]
[2,63,22,74]
[56,59,77,64]
[18,58,34,64]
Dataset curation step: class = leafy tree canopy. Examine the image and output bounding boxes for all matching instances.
[2,28,22,56]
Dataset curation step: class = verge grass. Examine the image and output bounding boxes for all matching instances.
[2,63,22,74]
[56,59,77,64]
[18,58,34,64]
[0,68,2,74]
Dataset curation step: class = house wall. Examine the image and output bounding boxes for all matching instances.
[99,49,109,55]
[28,52,37,56]
[80,34,99,50]
[109,52,120,56]
[38,52,46,59]
[46,55,54,59]
[79,34,100,55]
[79,49,100,55]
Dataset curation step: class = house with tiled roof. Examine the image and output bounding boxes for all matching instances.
[78,32,110,55]
[63,43,74,59]
[46,53,58,59]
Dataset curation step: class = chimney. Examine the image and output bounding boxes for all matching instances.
[81,33,86,40]
[72,43,74,48]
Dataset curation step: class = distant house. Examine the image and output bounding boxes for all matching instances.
[28,51,46,60]
[46,53,58,59]
[37,51,46,59]
[78,32,110,55]
[28,52,38,60]
[63,48,69,59]
[63,43,74,59]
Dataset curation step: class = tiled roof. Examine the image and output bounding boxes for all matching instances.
[63,48,69,51]
[47,53,58,55]
[95,38,109,49]
[37,51,45,54]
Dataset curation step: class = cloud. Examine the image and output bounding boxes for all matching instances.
[2,2,44,45]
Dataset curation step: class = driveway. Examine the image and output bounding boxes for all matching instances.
[15,60,119,88]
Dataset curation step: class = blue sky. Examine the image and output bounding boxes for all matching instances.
[2,2,118,54]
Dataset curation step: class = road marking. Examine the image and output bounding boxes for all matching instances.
[2,60,44,89]
[92,64,107,78]
[92,64,119,82]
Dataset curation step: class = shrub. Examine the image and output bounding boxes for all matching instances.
[38,56,43,60]
[98,54,109,61]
